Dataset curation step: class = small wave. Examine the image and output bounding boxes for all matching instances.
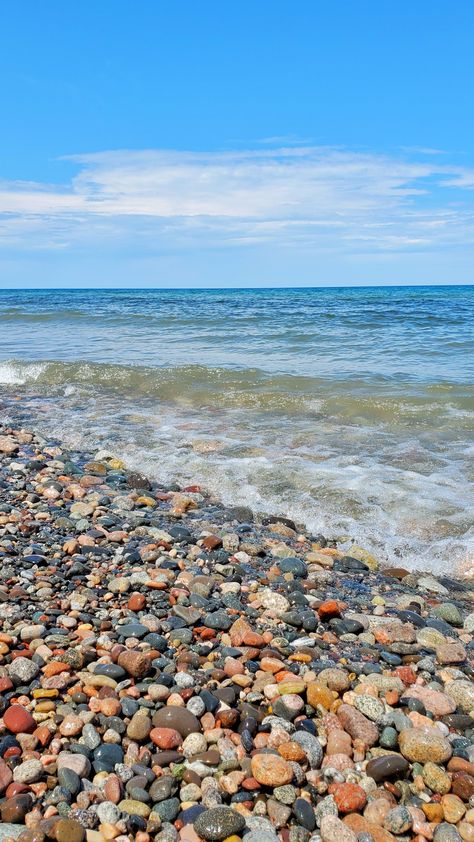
[0,358,473,427]
[0,309,89,322]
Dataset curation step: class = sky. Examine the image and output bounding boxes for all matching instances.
[1,1,474,288]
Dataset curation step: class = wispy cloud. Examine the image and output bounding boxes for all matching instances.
[0,146,474,255]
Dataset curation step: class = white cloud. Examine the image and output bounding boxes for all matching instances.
[0,145,474,255]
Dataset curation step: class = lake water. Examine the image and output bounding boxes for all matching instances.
[1,286,473,574]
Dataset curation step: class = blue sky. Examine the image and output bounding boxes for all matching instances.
[1,1,474,287]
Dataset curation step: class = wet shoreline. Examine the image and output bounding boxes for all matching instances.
[1,420,474,842]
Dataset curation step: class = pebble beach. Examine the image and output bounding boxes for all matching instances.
[1,422,474,842]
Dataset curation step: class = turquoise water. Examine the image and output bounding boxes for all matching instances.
[0,286,473,573]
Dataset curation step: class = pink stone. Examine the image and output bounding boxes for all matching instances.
[0,758,13,794]
[326,729,353,756]
[322,753,355,772]
[337,704,379,747]
[149,727,183,749]
[401,686,456,716]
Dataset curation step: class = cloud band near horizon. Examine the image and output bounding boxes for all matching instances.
[0,145,473,259]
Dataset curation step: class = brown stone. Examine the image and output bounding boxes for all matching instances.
[344,813,397,842]
[0,793,33,823]
[117,650,152,679]
[152,706,201,736]
[53,818,86,842]
[452,773,474,801]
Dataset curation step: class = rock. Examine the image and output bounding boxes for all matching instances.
[0,826,26,841]
[320,816,358,842]
[423,761,452,794]
[193,806,246,841]
[56,752,91,778]
[343,813,398,842]
[152,707,201,737]
[291,731,323,768]
[7,657,40,685]
[251,754,294,786]
[365,755,409,782]
[117,650,152,679]
[441,794,466,823]
[0,758,13,795]
[337,704,379,746]
[332,783,367,813]
[436,641,466,664]
[293,798,316,831]
[398,728,452,764]
[383,806,412,835]
[259,589,290,614]
[119,799,151,817]
[433,823,462,842]
[0,436,19,454]
[445,681,474,713]
[3,705,36,734]
[0,794,33,823]
[54,819,86,842]
[13,759,43,783]
[401,686,456,716]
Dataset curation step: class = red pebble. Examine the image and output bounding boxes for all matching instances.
[127,592,146,611]
[330,782,367,813]
[318,600,341,620]
[3,705,35,735]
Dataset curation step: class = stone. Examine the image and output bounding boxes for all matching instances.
[291,731,323,768]
[7,657,40,685]
[152,707,201,737]
[13,759,43,783]
[193,806,246,841]
[398,728,452,764]
[0,758,13,794]
[441,794,466,824]
[445,681,474,713]
[383,806,412,835]
[401,686,456,716]
[320,816,358,842]
[0,794,33,823]
[119,799,151,817]
[3,705,36,734]
[337,704,379,747]
[344,813,398,842]
[117,650,152,679]
[436,641,466,664]
[433,823,463,842]
[54,819,86,842]
[423,762,452,794]
[251,754,294,786]
[331,783,367,813]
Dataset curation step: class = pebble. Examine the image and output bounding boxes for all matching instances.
[0,423,473,842]
[193,806,246,840]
